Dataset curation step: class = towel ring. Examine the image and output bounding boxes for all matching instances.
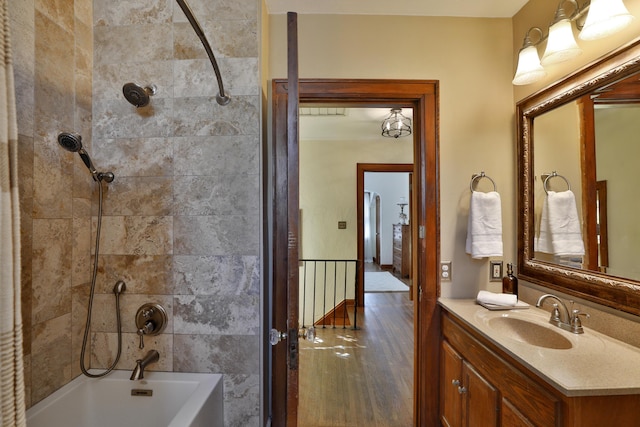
[543,171,571,194]
[470,171,497,193]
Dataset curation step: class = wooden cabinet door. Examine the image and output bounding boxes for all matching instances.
[441,341,463,427]
[501,399,536,427]
[463,361,499,427]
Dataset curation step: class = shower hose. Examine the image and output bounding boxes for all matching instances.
[79,179,125,378]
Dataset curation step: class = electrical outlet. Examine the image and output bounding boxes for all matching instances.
[440,261,452,281]
[490,261,503,282]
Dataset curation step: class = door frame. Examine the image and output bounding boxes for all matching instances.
[375,194,381,265]
[357,164,413,306]
[271,79,440,426]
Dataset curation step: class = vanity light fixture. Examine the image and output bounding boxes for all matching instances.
[513,28,547,85]
[513,0,635,85]
[381,108,412,138]
[541,0,582,66]
[579,0,634,41]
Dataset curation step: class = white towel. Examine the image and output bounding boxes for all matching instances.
[476,290,517,307]
[537,191,585,256]
[535,196,554,253]
[465,191,503,259]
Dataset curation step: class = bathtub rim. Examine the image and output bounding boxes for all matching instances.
[25,370,223,427]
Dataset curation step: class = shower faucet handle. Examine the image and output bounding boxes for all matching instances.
[141,307,155,318]
[134,303,168,349]
[137,321,155,349]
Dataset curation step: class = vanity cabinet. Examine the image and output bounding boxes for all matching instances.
[441,309,640,427]
[441,341,498,427]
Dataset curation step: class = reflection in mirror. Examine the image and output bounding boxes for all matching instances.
[533,72,640,280]
[594,100,640,279]
[534,102,584,269]
[517,40,640,317]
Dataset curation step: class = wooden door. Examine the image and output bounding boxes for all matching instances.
[271,79,440,426]
[270,12,300,427]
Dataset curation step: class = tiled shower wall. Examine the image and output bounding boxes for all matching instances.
[9,0,96,408]
[9,0,261,426]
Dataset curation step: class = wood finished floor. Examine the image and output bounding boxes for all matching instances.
[298,291,414,427]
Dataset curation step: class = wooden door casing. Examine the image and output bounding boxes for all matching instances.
[271,78,440,426]
[357,163,413,306]
[375,194,381,265]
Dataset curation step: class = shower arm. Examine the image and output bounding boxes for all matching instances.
[175,0,231,105]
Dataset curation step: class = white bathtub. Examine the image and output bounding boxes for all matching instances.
[26,370,223,427]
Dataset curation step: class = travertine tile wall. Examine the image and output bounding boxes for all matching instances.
[9,0,261,425]
[9,0,95,407]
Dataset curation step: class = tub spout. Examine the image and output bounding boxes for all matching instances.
[130,349,159,381]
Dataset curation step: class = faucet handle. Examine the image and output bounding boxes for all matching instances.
[137,321,155,349]
[570,309,590,333]
[137,328,145,349]
[550,303,561,322]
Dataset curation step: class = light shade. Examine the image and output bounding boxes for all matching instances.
[579,0,634,41]
[542,19,582,65]
[513,45,547,85]
[381,108,412,138]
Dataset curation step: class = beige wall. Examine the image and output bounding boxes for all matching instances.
[300,138,412,261]
[269,14,517,297]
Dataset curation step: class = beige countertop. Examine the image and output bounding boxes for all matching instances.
[439,298,640,397]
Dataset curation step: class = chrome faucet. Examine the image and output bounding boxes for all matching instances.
[536,294,589,334]
[130,349,160,380]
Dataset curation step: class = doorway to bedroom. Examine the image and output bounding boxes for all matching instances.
[362,169,413,297]
[297,109,415,426]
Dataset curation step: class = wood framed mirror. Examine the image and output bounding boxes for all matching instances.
[517,38,640,317]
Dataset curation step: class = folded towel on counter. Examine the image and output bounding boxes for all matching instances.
[476,290,518,307]
[536,190,585,256]
[465,191,503,259]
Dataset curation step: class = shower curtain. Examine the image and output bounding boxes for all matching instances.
[0,0,27,425]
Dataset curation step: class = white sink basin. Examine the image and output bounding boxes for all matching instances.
[486,316,573,349]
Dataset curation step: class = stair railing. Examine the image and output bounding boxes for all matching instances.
[299,259,361,330]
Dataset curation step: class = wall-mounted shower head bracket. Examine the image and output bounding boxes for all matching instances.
[97,172,115,183]
[216,93,231,106]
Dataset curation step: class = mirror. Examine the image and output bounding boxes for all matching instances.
[517,39,640,317]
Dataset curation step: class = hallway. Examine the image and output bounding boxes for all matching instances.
[298,289,414,426]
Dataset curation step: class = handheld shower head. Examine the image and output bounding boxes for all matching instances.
[123,83,156,107]
[58,132,84,153]
[57,132,114,183]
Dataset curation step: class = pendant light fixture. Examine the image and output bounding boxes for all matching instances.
[512,28,547,86]
[541,0,582,65]
[579,0,634,41]
[381,108,412,138]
